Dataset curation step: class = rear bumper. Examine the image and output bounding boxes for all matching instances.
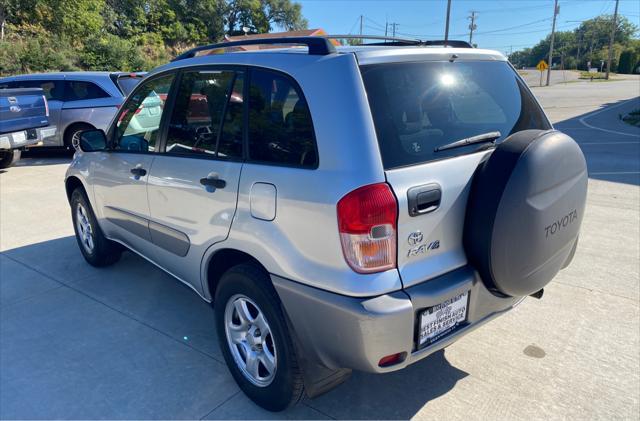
[0,126,57,150]
[273,266,523,373]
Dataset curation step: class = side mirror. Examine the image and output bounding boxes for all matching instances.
[78,129,107,152]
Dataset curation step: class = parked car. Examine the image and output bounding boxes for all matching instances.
[0,87,56,168]
[0,72,144,149]
[64,37,588,412]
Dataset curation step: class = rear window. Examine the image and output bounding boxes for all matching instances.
[116,76,143,96]
[360,61,551,169]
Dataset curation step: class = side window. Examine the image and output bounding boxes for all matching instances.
[64,81,109,101]
[248,69,317,168]
[114,74,174,153]
[0,81,18,89]
[18,80,64,101]
[166,70,242,158]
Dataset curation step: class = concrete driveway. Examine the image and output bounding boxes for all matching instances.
[1,79,638,420]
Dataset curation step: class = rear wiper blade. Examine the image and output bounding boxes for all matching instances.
[434,131,502,152]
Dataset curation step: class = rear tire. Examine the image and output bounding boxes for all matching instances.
[64,123,93,150]
[0,150,21,169]
[215,264,304,412]
[70,188,122,267]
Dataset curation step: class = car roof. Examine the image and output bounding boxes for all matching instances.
[149,45,506,79]
[1,71,146,81]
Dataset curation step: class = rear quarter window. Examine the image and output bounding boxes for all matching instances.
[64,81,110,101]
[360,60,551,169]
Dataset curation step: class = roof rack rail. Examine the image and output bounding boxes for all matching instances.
[172,36,336,61]
[323,35,473,48]
[324,34,421,46]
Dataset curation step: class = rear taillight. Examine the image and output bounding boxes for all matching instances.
[43,95,49,117]
[337,183,398,273]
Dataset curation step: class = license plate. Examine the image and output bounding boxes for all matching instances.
[419,291,469,347]
[12,131,26,145]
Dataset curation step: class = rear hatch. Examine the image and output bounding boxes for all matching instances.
[0,88,49,135]
[359,58,551,288]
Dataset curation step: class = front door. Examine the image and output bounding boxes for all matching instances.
[146,69,245,292]
[91,73,176,256]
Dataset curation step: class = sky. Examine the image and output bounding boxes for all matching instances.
[295,0,640,55]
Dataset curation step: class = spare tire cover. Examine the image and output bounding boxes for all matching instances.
[464,129,587,297]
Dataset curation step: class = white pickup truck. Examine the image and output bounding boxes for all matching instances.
[0,88,56,168]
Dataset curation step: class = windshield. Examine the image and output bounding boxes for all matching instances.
[116,76,143,96]
[360,60,551,169]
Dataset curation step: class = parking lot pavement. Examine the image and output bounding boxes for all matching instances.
[1,78,639,420]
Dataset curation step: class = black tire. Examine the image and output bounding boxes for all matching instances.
[215,264,304,412]
[64,123,93,150]
[0,150,21,169]
[70,188,122,267]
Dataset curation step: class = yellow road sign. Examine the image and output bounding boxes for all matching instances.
[536,60,548,71]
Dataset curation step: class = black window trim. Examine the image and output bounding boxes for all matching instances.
[157,65,246,163]
[107,69,179,156]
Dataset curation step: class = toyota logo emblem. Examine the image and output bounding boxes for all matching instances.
[408,231,424,246]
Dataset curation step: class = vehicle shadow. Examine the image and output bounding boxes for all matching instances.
[1,236,467,419]
[16,149,73,167]
[553,97,640,186]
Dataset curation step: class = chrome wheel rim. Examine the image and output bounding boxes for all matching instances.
[71,131,82,150]
[75,203,95,253]
[224,294,277,387]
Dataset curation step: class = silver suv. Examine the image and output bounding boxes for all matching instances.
[65,37,588,411]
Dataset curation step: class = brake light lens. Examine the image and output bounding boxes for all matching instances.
[337,183,398,273]
[43,95,49,117]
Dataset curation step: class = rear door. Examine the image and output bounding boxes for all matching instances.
[146,68,245,291]
[359,60,551,288]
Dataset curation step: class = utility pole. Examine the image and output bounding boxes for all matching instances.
[444,0,452,46]
[545,0,559,86]
[390,22,399,38]
[606,0,619,80]
[468,11,477,45]
[576,34,582,69]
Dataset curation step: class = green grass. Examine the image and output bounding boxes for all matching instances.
[579,71,617,80]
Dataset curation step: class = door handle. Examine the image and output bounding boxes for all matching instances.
[407,184,441,216]
[130,166,147,177]
[200,173,226,190]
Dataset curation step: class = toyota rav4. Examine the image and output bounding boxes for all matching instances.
[65,36,587,411]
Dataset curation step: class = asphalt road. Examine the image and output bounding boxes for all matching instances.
[1,78,639,420]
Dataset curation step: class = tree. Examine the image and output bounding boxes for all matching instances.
[224,0,307,35]
[506,15,638,71]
